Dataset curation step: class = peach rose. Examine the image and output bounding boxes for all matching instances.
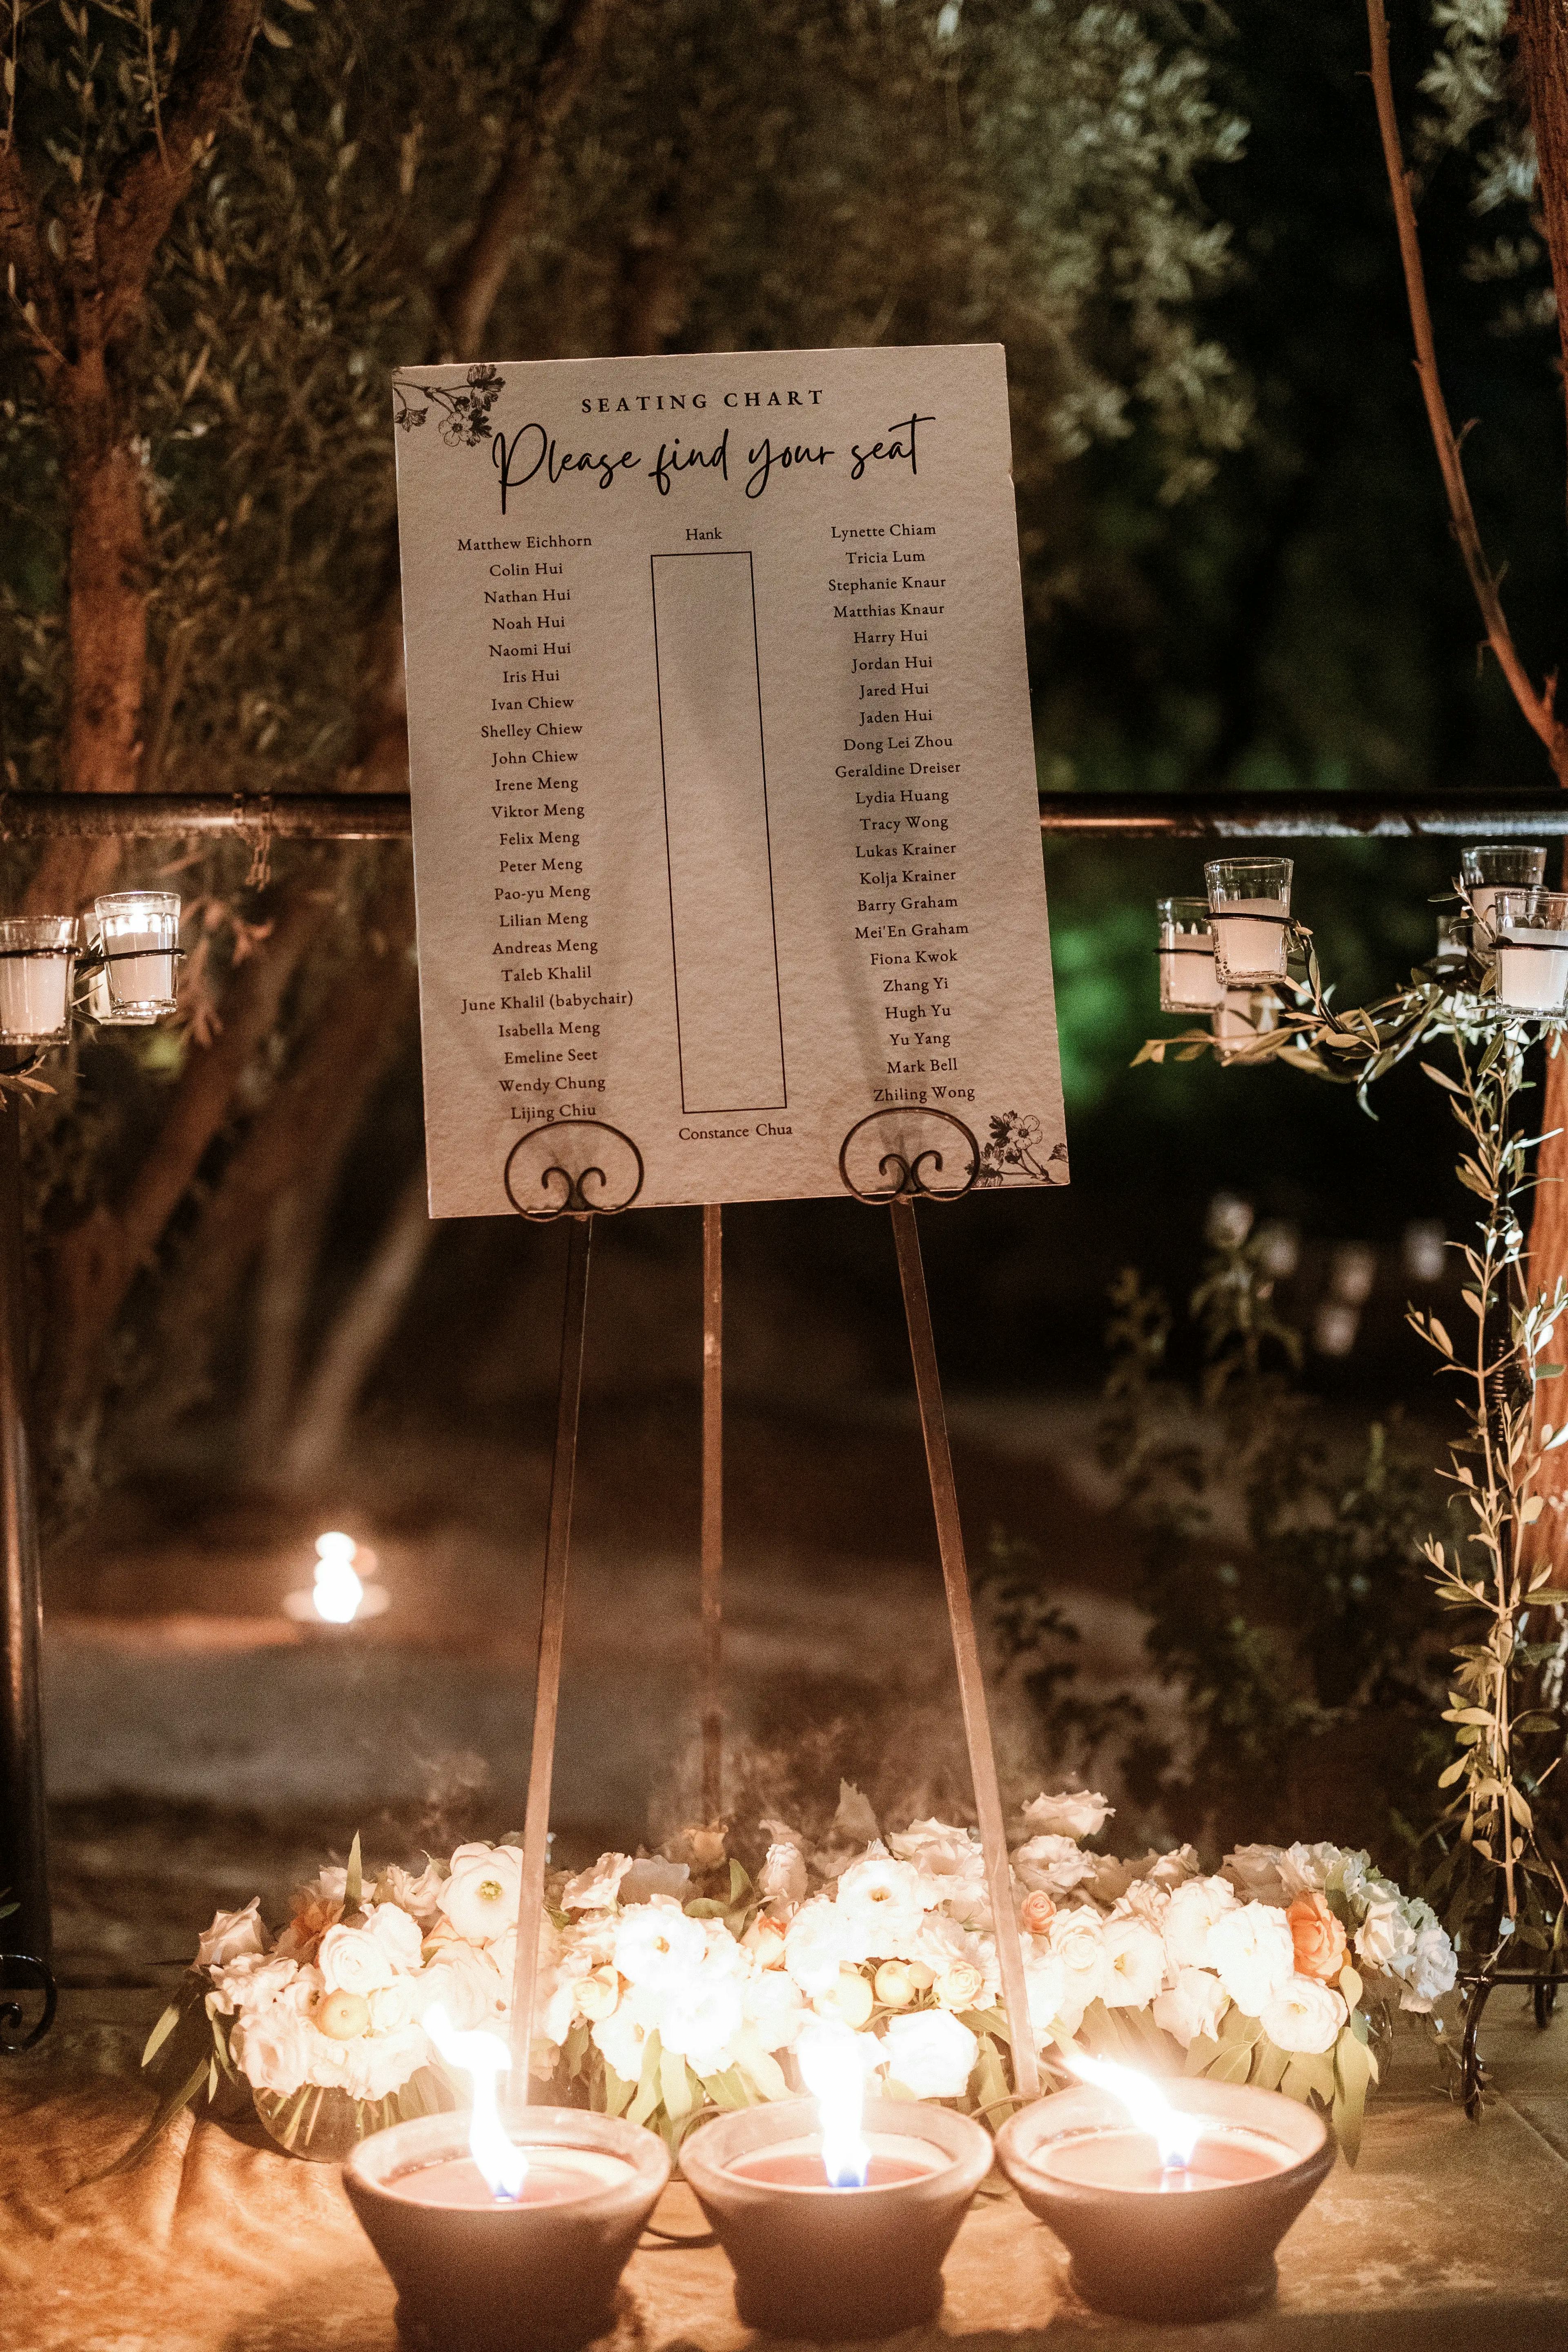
[1019,1889,1056,1937]
[1287,1891,1347,1984]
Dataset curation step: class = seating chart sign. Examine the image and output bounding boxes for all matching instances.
[391,342,1066,1214]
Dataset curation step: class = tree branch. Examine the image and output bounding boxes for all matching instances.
[1364,0,1568,780]
[42,881,330,1431]
[0,140,62,364]
[96,0,263,342]
[436,0,617,361]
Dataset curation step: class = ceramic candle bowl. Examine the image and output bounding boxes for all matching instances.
[343,2108,669,2352]
[679,2096,993,2340]
[996,2079,1334,2323]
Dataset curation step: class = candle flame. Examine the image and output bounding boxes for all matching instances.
[422,2001,529,2200]
[313,1531,364,1625]
[1061,2049,1203,2172]
[796,2016,871,2188]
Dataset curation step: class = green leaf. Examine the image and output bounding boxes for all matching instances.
[140,2000,183,2069]
[1251,2040,1289,2094]
[94,2056,212,2180]
[599,2063,635,2119]
[1332,2025,1377,2165]
[627,2031,665,2129]
[345,1832,363,1911]
[659,2045,695,2120]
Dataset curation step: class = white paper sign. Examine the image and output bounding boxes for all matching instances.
[391,343,1066,1214]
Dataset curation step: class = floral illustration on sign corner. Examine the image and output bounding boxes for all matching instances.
[978,1111,1066,1185]
[393,364,505,448]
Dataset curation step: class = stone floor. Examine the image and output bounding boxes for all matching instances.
[1,1984,1564,2351]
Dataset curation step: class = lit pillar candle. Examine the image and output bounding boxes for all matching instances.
[93,891,180,1017]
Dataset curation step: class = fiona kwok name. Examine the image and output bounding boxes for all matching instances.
[490,414,936,509]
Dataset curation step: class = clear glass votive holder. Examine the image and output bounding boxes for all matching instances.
[1492,888,1568,1015]
[1434,913,1472,969]
[0,916,78,1045]
[1461,844,1546,942]
[94,891,179,1018]
[1158,896,1225,1013]
[1204,858,1293,984]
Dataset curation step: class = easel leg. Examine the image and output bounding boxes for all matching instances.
[889,1199,1039,2102]
[509,1214,592,2113]
[701,1203,723,1823]
[0,1105,49,1964]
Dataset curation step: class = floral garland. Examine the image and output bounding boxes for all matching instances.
[140,1793,1457,2166]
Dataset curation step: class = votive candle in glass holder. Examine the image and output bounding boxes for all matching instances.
[1461,844,1546,942]
[1204,858,1293,984]
[84,955,157,1027]
[1493,889,1568,1014]
[94,891,179,1018]
[1158,896,1224,1013]
[0,917,78,1046]
[1434,912,1472,971]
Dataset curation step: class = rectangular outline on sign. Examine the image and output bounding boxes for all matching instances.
[650,549,788,1115]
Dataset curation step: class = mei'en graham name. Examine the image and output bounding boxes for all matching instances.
[480,414,935,508]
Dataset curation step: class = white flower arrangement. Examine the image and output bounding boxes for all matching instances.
[137,1794,1457,2165]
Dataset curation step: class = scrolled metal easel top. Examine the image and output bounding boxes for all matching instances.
[503,1118,645,1221]
[838,1107,980,1205]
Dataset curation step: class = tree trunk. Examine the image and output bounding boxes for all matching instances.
[277,1160,434,1491]
[1513,0,1568,1576]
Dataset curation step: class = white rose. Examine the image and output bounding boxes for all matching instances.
[196,1898,269,1971]
[1354,1894,1417,1977]
[1114,1879,1171,1931]
[1144,1845,1201,1889]
[560,1914,618,1973]
[231,2000,314,2096]
[1276,1842,1343,1900]
[613,1895,706,1989]
[1020,1791,1112,1840]
[420,1944,507,2033]
[659,1971,746,2076]
[618,1858,691,1905]
[364,1902,425,1974]
[377,1861,446,1924]
[1101,1914,1167,2011]
[1223,1845,1290,1906]
[1260,1974,1348,2055]
[1083,1854,1144,1906]
[1012,1835,1096,1899]
[880,2009,978,2100]
[340,2019,431,2102]
[369,1973,423,2034]
[744,1967,807,2052]
[592,1987,661,2082]
[441,1845,523,1944]
[784,1898,856,1997]
[912,1910,997,2000]
[318,1924,399,1998]
[207,1953,299,2017]
[757,1827,809,1916]
[1163,1876,1238,1971]
[1047,1904,1108,2028]
[562,1853,633,1911]
[1330,1850,1379,1909]
[1399,1923,1458,2013]
[1153,1967,1228,2049]
[835,1855,931,1956]
[1020,1942,1069,2045]
[1207,1902,1295,2016]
